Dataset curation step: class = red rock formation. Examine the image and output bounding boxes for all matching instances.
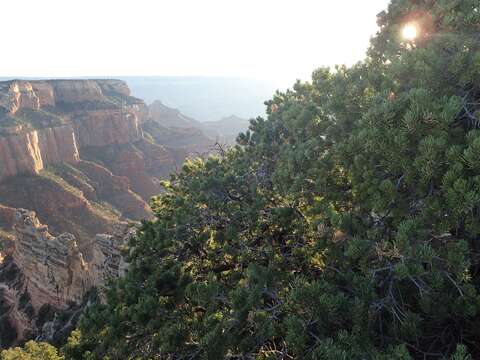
[0,81,40,115]
[37,126,80,164]
[50,80,104,104]
[73,160,152,220]
[0,78,211,347]
[31,82,55,107]
[0,78,190,247]
[0,131,45,180]
[107,143,162,200]
[72,109,142,148]
[0,126,80,182]
[0,78,202,348]
[0,175,117,256]
[136,139,178,179]
[0,80,155,183]
[0,209,132,345]
[12,210,89,309]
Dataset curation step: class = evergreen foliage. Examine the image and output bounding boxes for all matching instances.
[68,0,480,358]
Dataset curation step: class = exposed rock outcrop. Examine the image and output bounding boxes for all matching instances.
[0,209,132,346]
[0,131,44,181]
[0,204,16,256]
[0,174,117,254]
[37,126,80,165]
[72,109,142,148]
[0,79,219,348]
[12,209,89,309]
[82,140,176,200]
[72,160,152,220]
[31,82,55,107]
[0,79,170,191]
[0,81,40,115]
[50,80,104,104]
[0,125,81,182]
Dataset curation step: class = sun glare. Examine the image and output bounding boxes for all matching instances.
[402,23,418,40]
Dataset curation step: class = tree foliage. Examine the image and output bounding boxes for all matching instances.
[70,0,480,358]
[1,341,64,360]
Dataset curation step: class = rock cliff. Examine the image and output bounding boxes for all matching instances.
[0,79,217,348]
[72,109,142,148]
[0,209,131,346]
[0,79,181,202]
[0,82,40,115]
[0,126,80,182]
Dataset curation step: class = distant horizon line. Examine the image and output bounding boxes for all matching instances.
[0,75,289,81]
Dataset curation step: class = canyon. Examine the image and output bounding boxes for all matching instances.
[0,79,223,347]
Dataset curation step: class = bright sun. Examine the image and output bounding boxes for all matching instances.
[402,24,418,40]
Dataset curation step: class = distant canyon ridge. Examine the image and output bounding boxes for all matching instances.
[0,76,281,123]
[0,79,250,348]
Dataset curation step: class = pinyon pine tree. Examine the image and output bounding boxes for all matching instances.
[66,0,480,358]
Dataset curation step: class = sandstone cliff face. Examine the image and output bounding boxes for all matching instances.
[72,109,142,148]
[31,82,55,107]
[0,79,154,183]
[0,78,185,251]
[0,79,205,347]
[50,80,104,104]
[0,209,132,346]
[0,126,81,182]
[0,81,40,115]
[0,173,118,255]
[12,209,129,307]
[72,160,152,220]
[12,209,90,309]
[38,126,80,165]
[0,131,44,180]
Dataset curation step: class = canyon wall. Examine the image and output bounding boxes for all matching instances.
[0,80,145,346]
[0,79,213,185]
[0,79,149,182]
[0,81,40,115]
[0,209,131,346]
[0,126,80,181]
[0,80,182,235]
[0,79,216,347]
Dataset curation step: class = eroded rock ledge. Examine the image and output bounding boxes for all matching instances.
[0,125,80,181]
[0,209,132,347]
[0,79,149,182]
[0,78,215,349]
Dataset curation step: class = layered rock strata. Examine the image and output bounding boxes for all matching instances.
[0,209,131,346]
[0,79,217,348]
[0,126,80,181]
[0,79,153,183]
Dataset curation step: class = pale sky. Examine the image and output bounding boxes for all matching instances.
[1,0,389,84]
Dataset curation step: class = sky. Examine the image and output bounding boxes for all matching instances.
[1,0,390,84]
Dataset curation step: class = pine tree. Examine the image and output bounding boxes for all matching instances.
[69,0,480,358]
